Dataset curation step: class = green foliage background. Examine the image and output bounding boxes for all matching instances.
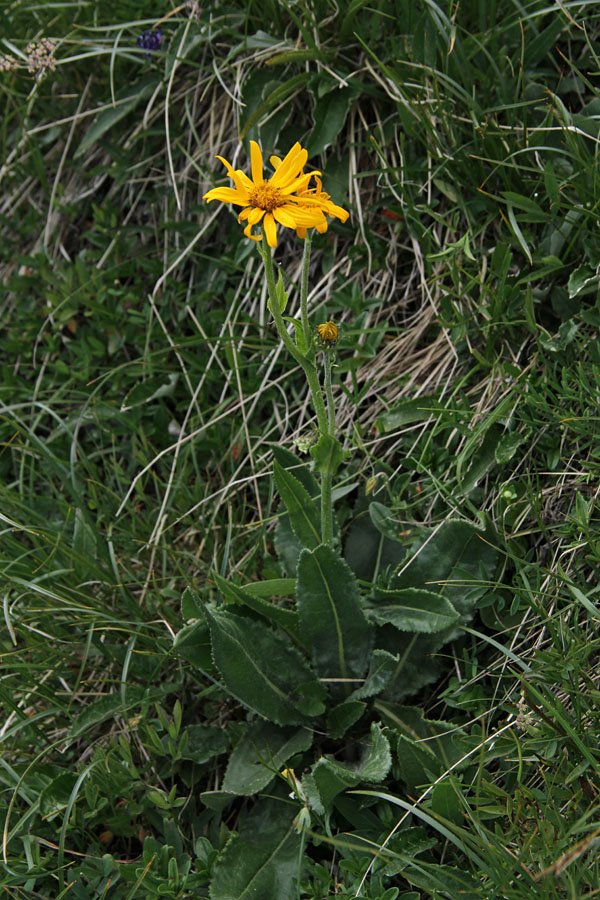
[2,1,600,898]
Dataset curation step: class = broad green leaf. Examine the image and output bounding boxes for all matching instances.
[327,700,366,739]
[274,513,304,577]
[174,619,215,675]
[69,687,143,738]
[271,446,319,497]
[349,649,399,700]
[213,573,299,633]
[222,722,312,795]
[375,396,439,432]
[309,433,348,477]
[392,520,499,618]
[495,430,526,465]
[369,502,402,541]
[180,725,230,764]
[396,733,445,792]
[306,86,353,156]
[344,506,406,581]
[366,588,459,633]
[568,263,599,298]
[302,722,391,813]
[210,799,301,900]
[181,586,203,619]
[242,578,295,598]
[39,773,78,818]
[202,606,319,725]
[273,460,321,550]
[296,544,373,680]
[431,779,463,825]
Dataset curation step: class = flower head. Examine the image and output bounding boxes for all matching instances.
[203,141,331,248]
[137,27,162,57]
[317,321,338,346]
[26,39,57,77]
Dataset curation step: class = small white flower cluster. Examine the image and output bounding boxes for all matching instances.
[26,38,57,76]
[0,55,18,73]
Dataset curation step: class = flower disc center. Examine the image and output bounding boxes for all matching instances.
[249,181,284,212]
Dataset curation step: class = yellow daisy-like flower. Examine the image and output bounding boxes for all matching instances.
[270,155,349,239]
[203,141,328,248]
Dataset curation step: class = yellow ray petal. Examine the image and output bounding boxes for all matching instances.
[273,206,298,228]
[203,187,249,206]
[263,212,277,248]
[250,141,264,186]
[270,143,306,188]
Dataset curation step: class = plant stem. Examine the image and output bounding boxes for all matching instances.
[258,238,328,435]
[320,354,336,546]
[300,230,313,362]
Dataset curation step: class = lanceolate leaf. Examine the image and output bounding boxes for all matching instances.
[365,588,460,633]
[296,544,373,680]
[210,799,301,900]
[349,649,399,701]
[213,573,299,634]
[273,460,321,550]
[392,519,499,617]
[202,606,319,725]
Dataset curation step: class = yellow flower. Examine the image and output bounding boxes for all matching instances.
[317,321,338,345]
[270,155,349,239]
[203,141,328,248]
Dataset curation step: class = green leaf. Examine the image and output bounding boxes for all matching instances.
[506,203,532,265]
[326,700,366,739]
[222,722,312,795]
[174,619,215,675]
[180,725,230,765]
[272,446,319,497]
[69,687,144,738]
[495,430,526,465]
[297,544,373,680]
[306,86,353,156]
[302,722,391,813]
[273,460,321,549]
[242,578,295,598]
[213,573,299,633]
[309,433,349,477]
[39,773,78,818]
[120,374,176,411]
[75,74,160,158]
[275,269,288,313]
[282,316,308,354]
[210,799,302,900]
[375,397,439,432]
[431,779,463,825]
[369,502,402,541]
[396,734,445,793]
[349,649,399,700]
[568,263,599,298]
[392,520,499,618]
[239,73,311,140]
[366,588,459,633]
[202,606,319,725]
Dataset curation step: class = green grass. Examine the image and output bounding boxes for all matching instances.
[2,1,600,898]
